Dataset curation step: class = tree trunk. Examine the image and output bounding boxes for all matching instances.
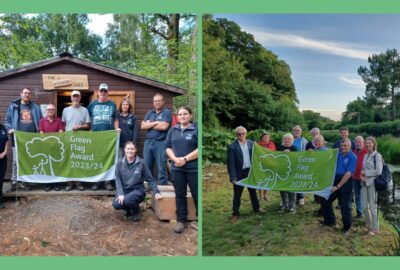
[392,86,396,120]
[167,14,180,75]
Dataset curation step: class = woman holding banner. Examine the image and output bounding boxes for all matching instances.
[0,119,8,209]
[312,135,327,216]
[258,131,276,201]
[113,141,162,222]
[277,133,297,213]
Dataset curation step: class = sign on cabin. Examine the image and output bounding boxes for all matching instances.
[42,74,89,90]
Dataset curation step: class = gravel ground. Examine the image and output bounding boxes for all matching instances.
[0,196,197,256]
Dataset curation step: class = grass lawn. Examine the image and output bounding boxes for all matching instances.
[202,164,399,256]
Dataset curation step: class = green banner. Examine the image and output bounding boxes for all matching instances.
[238,143,338,197]
[15,130,118,183]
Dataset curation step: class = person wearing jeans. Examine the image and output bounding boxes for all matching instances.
[166,106,198,233]
[352,136,367,218]
[141,93,172,185]
[321,138,357,235]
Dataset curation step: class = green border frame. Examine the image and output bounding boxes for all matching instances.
[1,0,400,269]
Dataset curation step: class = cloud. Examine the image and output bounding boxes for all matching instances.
[245,28,372,60]
[338,76,365,88]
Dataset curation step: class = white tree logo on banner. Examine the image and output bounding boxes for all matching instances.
[257,154,291,189]
[25,137,65,176]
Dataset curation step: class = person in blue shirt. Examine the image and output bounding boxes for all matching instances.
[321,138,357,235]
[117,97,138,159]
[87,83,120,191]
[166,106,198,233]
[141,93,172,185]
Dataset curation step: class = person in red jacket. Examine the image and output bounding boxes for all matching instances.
[353,136,367,218]
[258,131,276,201]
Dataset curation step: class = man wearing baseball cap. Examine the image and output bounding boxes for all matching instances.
[62,90,91,191]
[87,83,120,191]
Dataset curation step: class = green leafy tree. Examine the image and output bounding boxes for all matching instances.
[358,48,400,120]
[341,97,375,125]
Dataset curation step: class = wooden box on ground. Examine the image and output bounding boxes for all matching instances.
[151,185,197,221]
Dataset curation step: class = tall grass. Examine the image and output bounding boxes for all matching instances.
[376,135,400,164]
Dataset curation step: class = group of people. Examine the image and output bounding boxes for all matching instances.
[0,85,198,234]
[227,125,383,236]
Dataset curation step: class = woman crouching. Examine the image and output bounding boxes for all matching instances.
[113,141,163,222]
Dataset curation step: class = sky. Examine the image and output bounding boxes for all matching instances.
[216,14,400,121]
[87,14,114,37]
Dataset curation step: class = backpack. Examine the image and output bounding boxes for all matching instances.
[373,154,392,192]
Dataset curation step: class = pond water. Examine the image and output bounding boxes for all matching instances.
[379,164,400,230]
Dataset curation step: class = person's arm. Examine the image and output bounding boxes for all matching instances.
[141,120,158,130]
[5,105,13,133]
[0,140,8,159]
[365,153,384,177]
[153,109,172,131]
[332,171,352,192]
[152,121,170,131]
[132,116,139,143]
[227,145,237,183]
[183,149,198,163]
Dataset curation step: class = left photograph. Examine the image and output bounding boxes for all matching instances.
[0,13,198,256]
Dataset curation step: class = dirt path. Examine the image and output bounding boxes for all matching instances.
[0,196,197,256]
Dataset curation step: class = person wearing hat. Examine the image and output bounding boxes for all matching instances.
[62,90,91,191]
[87,83,120,191]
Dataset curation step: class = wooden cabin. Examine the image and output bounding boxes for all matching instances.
[0,53,185,179]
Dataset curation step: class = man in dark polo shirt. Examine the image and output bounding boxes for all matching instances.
[5,87,42,191]
[141,93,172,185]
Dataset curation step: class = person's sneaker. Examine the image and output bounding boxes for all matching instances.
[0,202,5,209]
[19,182,30,191]
[7,182,17,193]
[298,198,305,206]
[230,215,239,224]
[255,208,266,213]
[91,183,99,191]
[54,186,61,191]
[342,229,351,236]
[279,206,287,213]
[77,184,85,191]
[64,185,73,191]
[190,221,198,230]
[174,222,185,233]
[289,207,296,213]
[44,185,51,192]
[131,213,141,222]
[123,209,131,218]
[105,182,114,191]
[355,214,364,220]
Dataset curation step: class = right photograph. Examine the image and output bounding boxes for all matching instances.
[202,14,400,256]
